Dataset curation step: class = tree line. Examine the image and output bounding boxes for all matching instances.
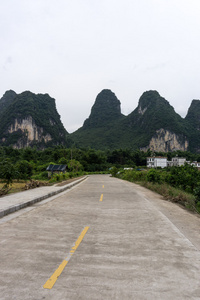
[1,145,200,183]
[113,163,200,213]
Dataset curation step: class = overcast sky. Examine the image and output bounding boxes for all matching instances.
[1,0,200,132]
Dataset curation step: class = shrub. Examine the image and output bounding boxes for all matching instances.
[110,166,118,177]
[146,169,161,183]
[0,159,18,186]
[193,182,200,203]
[32,171,48,180]
[15,160,33,179]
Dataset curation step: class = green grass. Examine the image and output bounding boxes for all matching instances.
[139,181,197,211]
[116,173,199,214]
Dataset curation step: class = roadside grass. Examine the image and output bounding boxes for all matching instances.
[139,181,197,212]
[0,181,27,194]
[0,173,87,195]
[115,173,199,214]
[114,167,200,214]
[0,180,49,195]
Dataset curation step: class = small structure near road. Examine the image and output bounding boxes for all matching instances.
[46,164,67,177]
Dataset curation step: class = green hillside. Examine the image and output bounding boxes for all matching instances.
[185,99,200,151]
[1,88,200,152]
[71,90,195,151]
[122,91,190,148]
[0,90,17,116]
[71,89,126,149]
[0,91,69,148]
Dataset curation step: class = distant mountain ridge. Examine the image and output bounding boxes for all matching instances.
[0,88,200,152]
[71,89,200,152]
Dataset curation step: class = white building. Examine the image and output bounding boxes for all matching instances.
[147,156,190,168]
[171,157,186,167]
[191,161,200,168]
[147,157,167,168]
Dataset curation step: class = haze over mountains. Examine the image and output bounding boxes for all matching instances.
[0,89,200,152]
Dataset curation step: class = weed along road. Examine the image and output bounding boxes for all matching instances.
[1,175,200,299]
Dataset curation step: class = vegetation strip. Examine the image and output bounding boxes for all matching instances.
[43,226,89,289]
[112,165,200,214]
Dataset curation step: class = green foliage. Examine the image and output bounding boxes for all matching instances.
[0,90,17,117]
[193,183,200,203]
[1,89,200,152]
[146,169,161,183]
[15,160,33,179]
[164,164,200,193]
[58,157,68,165]
[116,164,200,213]
[120,169,147,182]
[83,89,123,129]
[48,171,72,183]
[68,159,83,172]
[0,159,18,186]
[110,166,118,177]
[0,91,69,148]
[70,90,198,151]
[31,171,49,180]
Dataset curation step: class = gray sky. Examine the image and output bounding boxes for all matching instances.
[1,0,200,133]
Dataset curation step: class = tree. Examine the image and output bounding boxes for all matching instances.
[58,157,68,165]
[147,169,161,183]
[68,159,83,173]
[15,160,33,179]
[0,159,17,186]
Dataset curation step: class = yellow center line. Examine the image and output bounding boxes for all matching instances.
[43,226,89,290]
[99,194,103,202]
[102,185,104,188]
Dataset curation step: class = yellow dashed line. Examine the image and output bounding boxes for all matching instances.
[100,194,103,202]
[43,226,89,289]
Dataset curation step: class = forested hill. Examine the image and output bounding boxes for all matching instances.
[83,89,125,128]
[1,88,200,152]
[70,89,126,149]
[0,90,17,116]
[0,91,70,149]
[71,89,200,153]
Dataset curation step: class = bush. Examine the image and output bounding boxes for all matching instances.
[146,169,161,183]
[193,182,200,203]
[110,166,118,177]
[32,171,49,180]
[15,160,33,179]
[58,157,68,165]
[0,159,18,186]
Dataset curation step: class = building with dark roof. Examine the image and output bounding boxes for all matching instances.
[46,164,67,177]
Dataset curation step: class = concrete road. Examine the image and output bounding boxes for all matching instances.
[0,174,200,300]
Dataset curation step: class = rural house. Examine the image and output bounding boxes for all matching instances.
[46,164,67,177]
[147,157,168,168]
[147,156,192,168]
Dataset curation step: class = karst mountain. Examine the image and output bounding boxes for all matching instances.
[0,88,200,152]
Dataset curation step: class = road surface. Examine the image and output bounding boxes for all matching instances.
[0,174,200,299]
